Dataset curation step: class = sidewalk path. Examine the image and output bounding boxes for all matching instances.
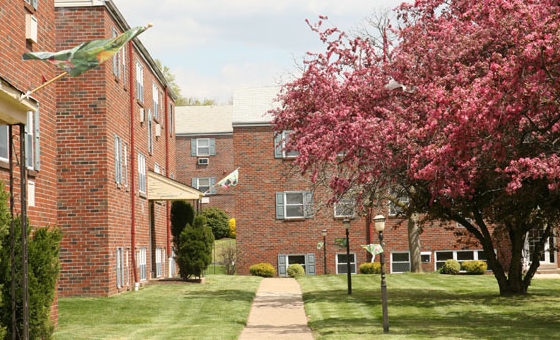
[238,277,314,340]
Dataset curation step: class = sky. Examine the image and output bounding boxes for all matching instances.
[113,0,406,104]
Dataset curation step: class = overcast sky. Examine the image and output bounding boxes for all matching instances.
[113,0,406,104]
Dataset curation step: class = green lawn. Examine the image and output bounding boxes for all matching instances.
[298,274,560,339]
[53,273,560,340]
[53,275,261,340]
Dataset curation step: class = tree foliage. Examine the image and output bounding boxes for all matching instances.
[176,215,214,280]
[199,207,230,240]
[170,201,195,251]
[272,0,560,295]
[155,59,187,106]
[0,219,62,339]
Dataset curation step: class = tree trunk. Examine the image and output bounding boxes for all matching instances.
[408,213,422,273]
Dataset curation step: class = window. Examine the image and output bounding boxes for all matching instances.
[392,252,410,273]
[334,197,355,218]
[391,251,432,273]
[114,135,128,187]
[152,83,159,120]
[336,253,356,274]
[169,250,176,277]
[25,111,40,170]
[277,253,316,276]
[192,177,216,194]
[275,191,313,219]
[135,61,144,102]
[435,250,488,270]
[0,125,8,161]
[155,247,163,278]
[138,247,147,281]
[388,195,409,216]
[112,28,124,80]
[138,153,146,194]
[191,138,216,156]
[274,130,299,158]
[154,163,161,174]
[116,247,125,288]
[169,104,174,137]
[25,0,38,10]
[147,109,153,154]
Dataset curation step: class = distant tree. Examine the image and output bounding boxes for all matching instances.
[170,201,195,251]
[183,97,216,106]
[155,59,187,106]
[200,207,229,240]
[272,0,560,296]
[176,215,214,280]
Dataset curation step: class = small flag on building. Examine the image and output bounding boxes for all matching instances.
[23,24,152,77]
[217,168,239,188]
[361,244,384,261]
[334,237,348,249]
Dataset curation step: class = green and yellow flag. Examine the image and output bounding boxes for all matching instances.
[23,24,152,77]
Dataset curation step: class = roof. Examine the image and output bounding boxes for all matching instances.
[147,171,202,201]
[175,105,233,135]
[232,86,281,126]
[0,77,38,125]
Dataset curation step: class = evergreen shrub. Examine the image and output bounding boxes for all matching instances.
[359,262,381,274]
[249,263,275,277]
[461,260,487,274]
[287,264,305,277]
[441,259,461,275]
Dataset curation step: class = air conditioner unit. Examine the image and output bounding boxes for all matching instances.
[155,123,161,137]
[139,108,145,123]
[197,158,209,165]
[25,14,38,43]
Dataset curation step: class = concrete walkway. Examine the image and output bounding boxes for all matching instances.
[238,278,314,340]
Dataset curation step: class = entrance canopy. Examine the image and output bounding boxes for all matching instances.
[0,77,37,124]
[147,171,202,201]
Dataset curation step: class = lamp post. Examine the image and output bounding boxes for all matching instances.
[374,214,389,333]
[322,229,327,274]
[343,218,352,295]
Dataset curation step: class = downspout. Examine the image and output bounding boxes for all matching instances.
[164,86,171,277]
[128,41,139,289]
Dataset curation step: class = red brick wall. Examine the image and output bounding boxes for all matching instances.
[1,0,59,321]
[233,125,504,275]
[55,6,175,297]
[176,134,235,217]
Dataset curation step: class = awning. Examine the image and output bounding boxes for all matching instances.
[147,171,202,201]
[0,77,38,125]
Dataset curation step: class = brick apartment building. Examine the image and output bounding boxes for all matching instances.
[231,86,558,276]
[54,0,201,297]
[175,105,235,216]
[1,0,60,318]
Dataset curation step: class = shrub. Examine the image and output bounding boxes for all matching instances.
[219,241,237,275]
[176,215,214,280]
[461,260,487,274]
[249,263,275,277]
[0,217,62,340]
[287,264,305,277]
[359,262,381,274]
[171,201,195,250]
[441,259,461,275]
[200,207,230,240]
[228,218,236,239]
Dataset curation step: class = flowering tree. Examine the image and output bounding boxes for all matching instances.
[272,0,560,295]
